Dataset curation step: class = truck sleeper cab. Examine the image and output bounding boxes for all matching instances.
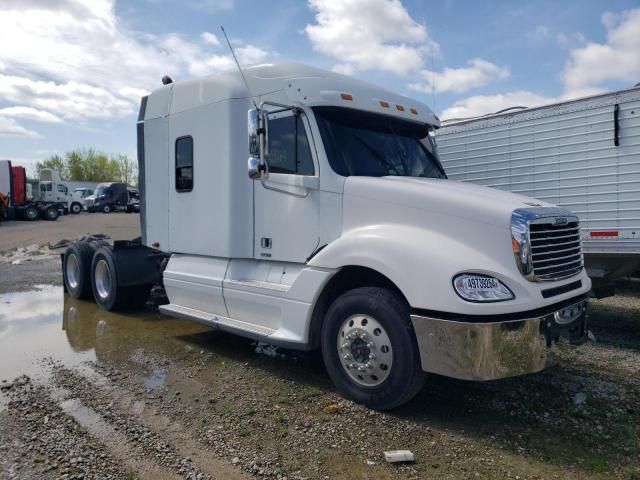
[62,63,591,410]
[86,182,129,213]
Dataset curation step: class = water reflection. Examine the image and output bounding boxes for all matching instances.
[0,285,93,381]
[0,286,209,382]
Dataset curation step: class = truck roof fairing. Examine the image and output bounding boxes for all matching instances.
[145,62,440,128]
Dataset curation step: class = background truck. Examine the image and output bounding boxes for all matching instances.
[61,62,591,410]
[38,169,99,214]
[435,86,640,296]
[0,160,63,221]
[85,182,130,213]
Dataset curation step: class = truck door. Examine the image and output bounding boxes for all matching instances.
[253,111,320,263]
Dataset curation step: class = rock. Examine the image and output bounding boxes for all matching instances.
[322,404,341,414]
[572,392,587,406]
[384,450,415,463]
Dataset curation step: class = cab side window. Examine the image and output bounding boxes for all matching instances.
[175,136,193,192]
[57,185,67,194]
[267,116,314,175]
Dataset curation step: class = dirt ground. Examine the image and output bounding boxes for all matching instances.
[0,217,639,480]
[0,211,140,253]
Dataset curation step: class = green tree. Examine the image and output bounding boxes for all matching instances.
[66,150,85,181]
[117,154,137,185]
[35,155,67,179]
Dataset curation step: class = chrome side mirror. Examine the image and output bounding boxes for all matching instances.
[247,108,270,179]
[247,157,261,180]
[248,109,260,157]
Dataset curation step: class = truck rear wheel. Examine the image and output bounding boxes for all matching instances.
[91,247,150,311]
[24,206,38,221]
[321,287,425,410]
[44,206,59,221]
[63,242,95,299]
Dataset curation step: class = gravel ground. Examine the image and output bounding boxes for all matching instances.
[0,233,639,478]
[0,212,139,253]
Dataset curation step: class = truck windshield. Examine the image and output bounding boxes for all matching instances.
[94,184,107,197]
[313,107,446,179]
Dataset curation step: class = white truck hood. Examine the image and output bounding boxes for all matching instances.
[343,177,552,228]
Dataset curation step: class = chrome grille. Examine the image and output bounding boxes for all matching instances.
[86,198,94,207]
[529,220,583,281]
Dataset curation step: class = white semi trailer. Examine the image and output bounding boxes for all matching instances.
[62,63,591,409]
[435,86,640,297]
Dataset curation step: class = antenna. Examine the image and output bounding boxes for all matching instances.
[220,26,258,109]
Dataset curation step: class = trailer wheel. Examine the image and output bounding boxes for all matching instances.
[63,242,95,299]
[102,204,111,214]
[321,287,425,410]
[24,206,38,221]
[91,247,150,311]
[44,206,59,221]
[70,202,82,214]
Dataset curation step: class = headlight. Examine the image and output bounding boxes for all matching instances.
[453,274,514,302]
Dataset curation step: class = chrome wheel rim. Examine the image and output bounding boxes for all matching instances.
[337,314,393,387]
[94,259,111,300]
[66,253,80,290]
[27,209,37,220]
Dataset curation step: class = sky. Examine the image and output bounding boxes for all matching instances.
[1,0,639,175]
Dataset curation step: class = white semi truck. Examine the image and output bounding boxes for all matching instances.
[39,169,97,214]
[436,86,640,297]
[62,63,591,409]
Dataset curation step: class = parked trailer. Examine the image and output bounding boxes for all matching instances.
[0,160,64,221]
[435,86,640,296]
[62,62,591,410]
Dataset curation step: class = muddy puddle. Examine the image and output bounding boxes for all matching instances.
[0,284,315,389]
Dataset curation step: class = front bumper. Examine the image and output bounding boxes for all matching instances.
[410,297,588,381]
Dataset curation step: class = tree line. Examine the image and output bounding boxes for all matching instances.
[35,149,137,185]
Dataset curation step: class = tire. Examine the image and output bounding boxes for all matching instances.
[102,204,112,214]
[24,206,38,221]
[90,247,149,311]
[44,206,59,221]
[321,287,425,410]
[63,242,95,299]
[70,203,82,214]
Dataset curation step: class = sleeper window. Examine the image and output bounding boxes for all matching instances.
[266,116,314,175]
[175,136,193,192]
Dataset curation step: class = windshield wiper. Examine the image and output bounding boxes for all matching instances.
[354,134,401,175]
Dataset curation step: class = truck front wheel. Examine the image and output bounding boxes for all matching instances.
[70,202,82,214]
[102,204,112,214]
[321,287,425,410]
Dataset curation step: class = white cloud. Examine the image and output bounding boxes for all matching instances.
[305,0,438,75]
[441,90,555,120]
[0,117,42,139]
[0,0,270,137]
[409,59,509,94]
[0,106,62,123]
[440,86,606,121]
[563,8,640,90]
[201,31,221,47]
